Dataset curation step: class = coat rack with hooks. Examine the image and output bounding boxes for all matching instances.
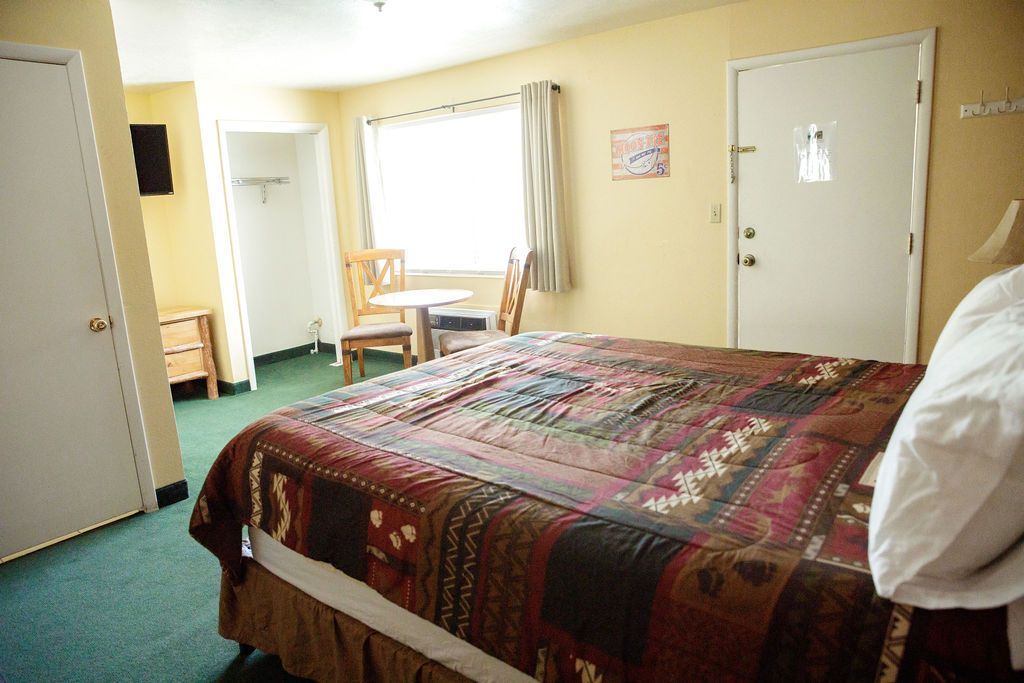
[960,87,1024,119]
[231,176,291,204]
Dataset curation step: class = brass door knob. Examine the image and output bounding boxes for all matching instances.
[741,254,756,267]
[89,317,108,332]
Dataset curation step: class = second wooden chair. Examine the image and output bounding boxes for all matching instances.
[439,247,534,356]
[341,248,413,385]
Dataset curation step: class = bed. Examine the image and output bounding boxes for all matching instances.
[190,330,1021,681]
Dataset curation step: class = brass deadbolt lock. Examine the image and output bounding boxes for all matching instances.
[89,317,109,332]
[743,227,756,239]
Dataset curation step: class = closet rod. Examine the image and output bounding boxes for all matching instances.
[366,83,560,125]
[231,177,291,186]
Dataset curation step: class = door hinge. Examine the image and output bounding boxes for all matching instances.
[916,80,922,104]
[907,233,914,255]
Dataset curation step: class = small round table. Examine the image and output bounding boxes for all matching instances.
[369,288,472,362]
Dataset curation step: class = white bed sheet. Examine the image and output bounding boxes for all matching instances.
[249,527,534,683]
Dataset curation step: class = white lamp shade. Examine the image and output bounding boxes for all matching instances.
[970,199,1024,265]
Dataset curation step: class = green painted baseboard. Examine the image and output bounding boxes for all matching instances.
[155,479,189,508]
[217,379,251,395]
[254,341,336,367]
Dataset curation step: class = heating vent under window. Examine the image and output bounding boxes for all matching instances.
[429,307,497,350]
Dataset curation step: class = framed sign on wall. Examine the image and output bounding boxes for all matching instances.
[611,124,670,180]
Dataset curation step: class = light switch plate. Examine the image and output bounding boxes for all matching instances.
[709,203,722,223]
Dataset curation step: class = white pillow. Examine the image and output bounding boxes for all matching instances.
[869,299,1024,609]
[928,264,1024,366]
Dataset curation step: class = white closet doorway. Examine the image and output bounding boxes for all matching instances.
[219,123,345,390]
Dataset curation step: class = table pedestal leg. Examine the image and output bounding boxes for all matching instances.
[415,307,435,362]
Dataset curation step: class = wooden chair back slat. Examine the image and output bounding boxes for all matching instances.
[496,247,534,335]
[343,248,407,324]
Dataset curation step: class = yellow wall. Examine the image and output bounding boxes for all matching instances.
[125,84,234,377]
[334,0,1024,360]
[128,83,345,382]
[1,0,184,488]
[117,0,1024,369]
[124,91,179,309]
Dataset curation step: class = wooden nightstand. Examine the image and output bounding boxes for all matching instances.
[158,307,218,399]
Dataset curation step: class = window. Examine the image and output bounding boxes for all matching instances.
[375,105,525,275]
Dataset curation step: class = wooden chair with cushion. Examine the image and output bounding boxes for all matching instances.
[341,249,413,385]
[439,247,535,357]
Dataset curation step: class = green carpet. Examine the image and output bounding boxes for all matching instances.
[0,352,404,682]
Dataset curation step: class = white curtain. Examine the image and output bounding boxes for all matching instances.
[520,81,571,292]
[353,116,386,251]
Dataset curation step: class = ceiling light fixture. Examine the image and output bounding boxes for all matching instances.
[370,0,385,11]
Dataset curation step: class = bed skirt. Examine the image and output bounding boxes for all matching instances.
[219,558,470,683]
[219,555,1022,682]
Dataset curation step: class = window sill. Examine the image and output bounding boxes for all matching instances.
[408,270,504,279]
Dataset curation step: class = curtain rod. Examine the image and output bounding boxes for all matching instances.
[366,83,560,125]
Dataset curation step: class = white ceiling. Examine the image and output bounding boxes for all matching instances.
[111,0,741,91]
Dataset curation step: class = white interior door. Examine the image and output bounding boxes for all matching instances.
[736,44,922,362]
[0,57,144,559]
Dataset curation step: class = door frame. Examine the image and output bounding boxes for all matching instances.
[0,41,157,511]
[216,120,347,390]
[726,29,935,363]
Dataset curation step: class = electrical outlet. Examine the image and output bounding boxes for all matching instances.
[709,203,722,223]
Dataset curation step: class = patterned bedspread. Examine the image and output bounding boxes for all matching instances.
[190,332,1012,681]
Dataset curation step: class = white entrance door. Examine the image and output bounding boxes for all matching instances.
[735,42,924,362]
[0,57,144,559]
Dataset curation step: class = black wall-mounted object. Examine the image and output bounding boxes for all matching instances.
[129,124,174,196]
